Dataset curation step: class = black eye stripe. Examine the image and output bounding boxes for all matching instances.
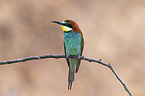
[62,23,72,28]
[67,24,72,28]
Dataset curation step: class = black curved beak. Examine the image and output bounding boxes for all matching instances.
[51,21,72,28]
[51,21,62,25]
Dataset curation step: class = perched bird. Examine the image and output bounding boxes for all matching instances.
[52,20,84,90]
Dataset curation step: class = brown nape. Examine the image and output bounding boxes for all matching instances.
[64,20,83,36]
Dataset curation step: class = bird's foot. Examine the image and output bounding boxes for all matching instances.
[77,55,81,60]
[66,55,69,59]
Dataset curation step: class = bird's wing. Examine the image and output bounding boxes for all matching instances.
[81,36,84,55]
[76,36,84,73]
[64,41,70,68]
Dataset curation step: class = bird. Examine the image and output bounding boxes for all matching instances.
[52,20,84,90]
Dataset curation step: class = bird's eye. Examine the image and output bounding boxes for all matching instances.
[62,23,72,28]
[67,24,72,28]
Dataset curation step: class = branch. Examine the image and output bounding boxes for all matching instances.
[0,54,132,96]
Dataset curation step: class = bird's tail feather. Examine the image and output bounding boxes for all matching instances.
[76,59,81,73]
[68,68,74,90]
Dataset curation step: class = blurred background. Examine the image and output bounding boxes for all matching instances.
[0,0,145,96]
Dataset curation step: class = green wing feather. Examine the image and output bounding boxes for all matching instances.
[76,36,84,73]
[81,36,84,56]
[64,42,70,68]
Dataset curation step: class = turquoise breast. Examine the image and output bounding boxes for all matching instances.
[64,31,82,56]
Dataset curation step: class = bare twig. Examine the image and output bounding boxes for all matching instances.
[0,54,132,96]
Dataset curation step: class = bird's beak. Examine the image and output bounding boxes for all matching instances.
[51,21,63,25]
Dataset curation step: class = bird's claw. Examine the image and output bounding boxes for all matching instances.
[66,55,69,59]
[77,55,81,60]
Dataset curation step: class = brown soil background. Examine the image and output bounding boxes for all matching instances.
[0,0,145,96]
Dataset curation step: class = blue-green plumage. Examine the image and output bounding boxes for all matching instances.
[51,19,84,90]
[64,31,82,56]
[64,31,83,90]
[64,31,82,70]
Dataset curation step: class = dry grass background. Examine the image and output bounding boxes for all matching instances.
[0,0,145,96]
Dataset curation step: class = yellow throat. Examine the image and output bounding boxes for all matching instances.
[61,25,72,32]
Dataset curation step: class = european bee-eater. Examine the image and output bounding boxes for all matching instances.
[52,20,84,90]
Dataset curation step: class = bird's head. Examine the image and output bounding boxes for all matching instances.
[52,19,83,36]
